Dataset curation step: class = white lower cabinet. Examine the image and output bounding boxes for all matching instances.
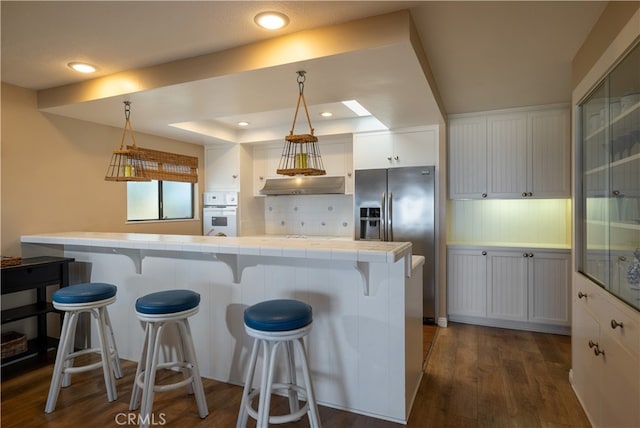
[572,277,640,428]
[447,249,487,317]
[447,246,570,333]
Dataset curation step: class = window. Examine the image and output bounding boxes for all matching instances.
[127,180,194,221]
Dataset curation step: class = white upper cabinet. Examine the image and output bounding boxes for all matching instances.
[253,139,353,195]
[529,109,571,197]
[487,112,529,198]
[449,106,570,199]
[205,145,240,191]
[448,116,488,198]
[353,126,438,170]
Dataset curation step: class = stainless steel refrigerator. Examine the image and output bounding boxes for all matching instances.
[354,166,436,324]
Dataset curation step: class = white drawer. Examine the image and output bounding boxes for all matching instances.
[576,279,639,355]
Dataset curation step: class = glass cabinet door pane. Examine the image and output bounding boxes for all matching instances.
[581,82,610,288]
[579,41,640,310]
[608,43,640,307]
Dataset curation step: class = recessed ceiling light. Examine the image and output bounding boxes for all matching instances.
[320,112,333,118]
[68,62,96,73]
[254,12,289,30]
[237,121,249,127]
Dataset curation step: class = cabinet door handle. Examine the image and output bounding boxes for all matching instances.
[578,292,587,299]
[588,339,597,349]
[522,192,527,197]
[481,251,487,256]
[394,155,399,161]
[481,193,488,198]
[259,176,264,181]
[612,190,621,196]
[523,253,529,257]
[528,253,534,258]
[387,156,392,161]
[611,319,624,329]
[593,346,605,357]
[527,192,533,197]
[618,256,627,262]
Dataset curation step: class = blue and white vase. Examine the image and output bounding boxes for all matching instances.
[628,249,640,288]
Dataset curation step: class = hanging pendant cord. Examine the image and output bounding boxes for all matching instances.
[289,71,315,136]
[119,101,138,150]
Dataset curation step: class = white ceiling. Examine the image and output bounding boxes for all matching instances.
[1,1,607,146]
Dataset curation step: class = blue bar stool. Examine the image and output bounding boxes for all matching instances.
[45,282,122,413]
[237,299,321,428]
[129,289,208,426]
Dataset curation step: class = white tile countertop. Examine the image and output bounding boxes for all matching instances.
[21,232,412,263]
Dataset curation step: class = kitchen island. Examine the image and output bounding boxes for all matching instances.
[21,232,423,424]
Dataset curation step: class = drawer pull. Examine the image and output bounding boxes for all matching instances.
[578,292,587,299]
[481,251,487,256]
[610,319,624,330]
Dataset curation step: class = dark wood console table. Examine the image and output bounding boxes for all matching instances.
[1,256,75,369]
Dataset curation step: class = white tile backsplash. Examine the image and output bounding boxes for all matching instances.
[264,195,354,237]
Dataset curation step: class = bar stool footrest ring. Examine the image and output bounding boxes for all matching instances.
[245,383,310,424]
[135,361,195,393]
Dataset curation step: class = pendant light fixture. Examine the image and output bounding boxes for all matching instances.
[104,101,151,182]
[277,71,326,176]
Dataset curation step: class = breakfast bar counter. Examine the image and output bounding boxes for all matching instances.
[21,232,423,424]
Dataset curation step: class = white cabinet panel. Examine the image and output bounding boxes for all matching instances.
[572,299,602,426]
[487,113,528,198]
[354,127,438,170]
[529,109,571,197]
[447,249,487,317]
[448,117,487,199]
[205,145,240,190]
[448,106,570,199]
[529,252,571,325]
[353,132,393,169]
[487,251,528,321]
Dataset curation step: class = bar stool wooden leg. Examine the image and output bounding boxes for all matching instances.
[45,312,77,413]
[237,338,260,428]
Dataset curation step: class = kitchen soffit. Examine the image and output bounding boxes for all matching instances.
[33,11,443,145]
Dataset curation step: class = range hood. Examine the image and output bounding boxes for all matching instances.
[259,176,345,195]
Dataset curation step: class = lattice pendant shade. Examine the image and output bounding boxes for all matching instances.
[277,71,326,176]
[105,101,151,182]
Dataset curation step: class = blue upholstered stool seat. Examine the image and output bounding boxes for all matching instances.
[53,283,117,304]
[135,289,200,315]
[244,299,312,332]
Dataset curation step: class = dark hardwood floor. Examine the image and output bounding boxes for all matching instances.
[1,323,590,427]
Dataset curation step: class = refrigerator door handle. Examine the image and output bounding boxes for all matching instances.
[381,192,386,241]
[389,192,393,241]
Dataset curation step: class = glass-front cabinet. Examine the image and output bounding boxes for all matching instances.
[578,41,640,310]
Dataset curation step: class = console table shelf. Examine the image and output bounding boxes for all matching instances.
[1,256,74,369]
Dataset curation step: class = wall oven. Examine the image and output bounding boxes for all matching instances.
[203,191,238,236]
